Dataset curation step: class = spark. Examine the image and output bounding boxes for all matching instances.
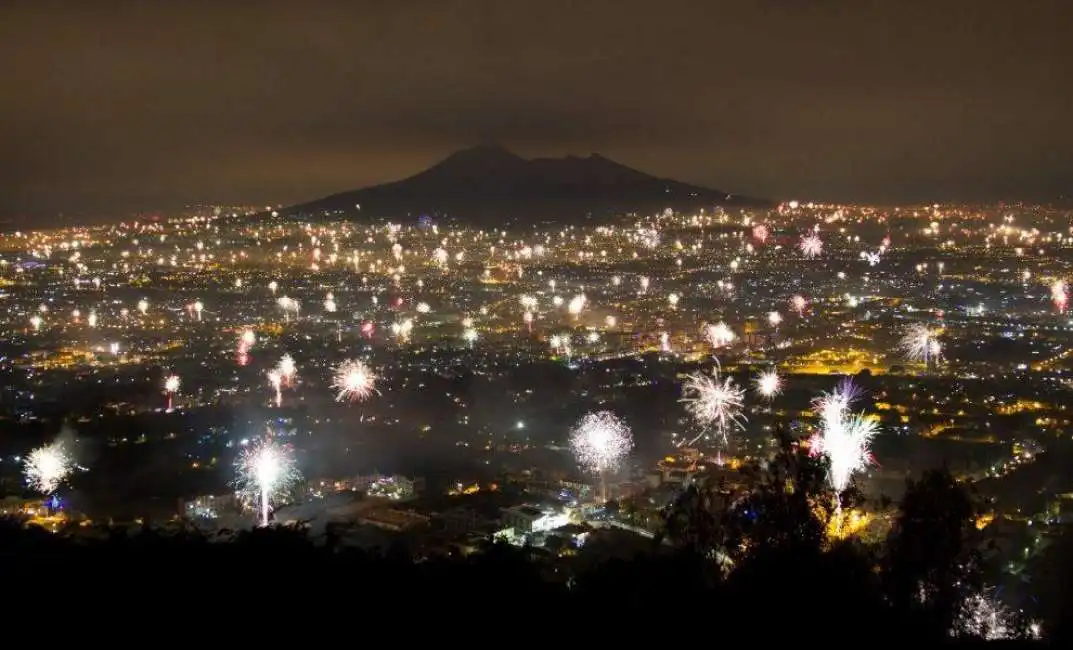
[808,380,878,493]
[755,369,782,399]
[570,411,633,474]
[680,363,746,446]
[24,443,73,494]
[331,359,380,402]
[233,438,300,527]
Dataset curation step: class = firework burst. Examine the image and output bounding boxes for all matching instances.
[278,354,297,384]
[570,411,633,475]
[703,321,735,349]
[680,363,747,446]
[163,374,180,410]
[809,380,878,493]
[332,359,380,402]
[952,589,1040,640]
[899,323,942,365]
[799,233,823,258]
[755,369,782,400]
[1051,279,1067,312]
[24,443,73,494]
[233,438,301,527]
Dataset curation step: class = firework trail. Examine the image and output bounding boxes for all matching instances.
[267,369,283,407]
[680,361,746,447]
[24,443,73,494]
[233,438,300,527]
[808,380,877,493]
[332,359,380,402]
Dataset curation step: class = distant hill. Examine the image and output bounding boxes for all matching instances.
[282,145,768,225]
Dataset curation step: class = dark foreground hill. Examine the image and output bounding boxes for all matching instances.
[3,458,1067,641]
[282,145,767,225]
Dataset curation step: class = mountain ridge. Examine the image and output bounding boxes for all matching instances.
[282,145,768,224]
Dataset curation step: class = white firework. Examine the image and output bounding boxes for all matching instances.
[332,359,379,402]
[163,374,180,394]
[755,369,782,399]
[567,294,586,317]
[799,233,823,258]
[1051,279,1067,311]
[277,295,300,320]
[24,443,73,494]
[570,411,633,474]
[432,247,449,267]
[899,323,942,365]
[278,354,297,383]
[233,438,301,527]
[267,369,283,407]
[808,380,878,493]
[952,589,1040,640]
[680,363,747,446]
[704,321,736,348]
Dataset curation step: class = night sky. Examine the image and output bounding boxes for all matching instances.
[2,0,1071,220]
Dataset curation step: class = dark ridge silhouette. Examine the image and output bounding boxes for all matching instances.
[282,145,768,225]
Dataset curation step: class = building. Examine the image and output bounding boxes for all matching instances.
[357,507,430,532]
[500,505,570,535]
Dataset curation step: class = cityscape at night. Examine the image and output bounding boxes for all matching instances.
[3,0,1073,639]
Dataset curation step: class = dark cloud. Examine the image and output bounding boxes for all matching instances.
[2,0,1071,219]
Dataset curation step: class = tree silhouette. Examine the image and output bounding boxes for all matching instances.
[883,468,981,639]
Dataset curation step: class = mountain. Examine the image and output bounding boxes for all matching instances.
[282,145,766,224]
